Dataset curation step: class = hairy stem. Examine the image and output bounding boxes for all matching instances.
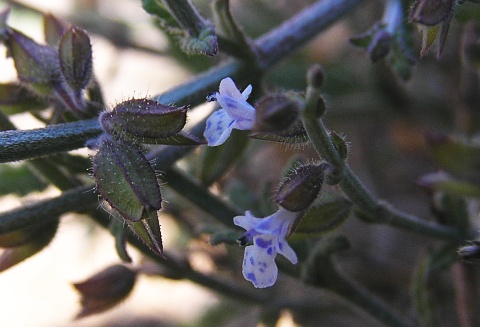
[301,95,465,241]
[0,118,101,163]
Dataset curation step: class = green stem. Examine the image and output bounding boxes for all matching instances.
[300,96,464,241]
[0,111,80,190]
[0,185,97,234]
[162,0,209,35]
[163,167,242,225]
[328,275,412,327]
[303,236,412,327]
[0,118,101,163]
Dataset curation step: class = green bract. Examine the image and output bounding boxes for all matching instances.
[93,136,162,222]
[100,98,188,143]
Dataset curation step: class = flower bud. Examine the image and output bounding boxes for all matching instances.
[409,0,455,26]
[180,26,218,56]
[3,27,61,95]
[73,264,137,319]
[275,163,326,212]
[307,64,325,89]
[99,98,188,143]
[253,94,300,133]
[409,0,456,57]
[93,136,162,222]
[58,26,93,91]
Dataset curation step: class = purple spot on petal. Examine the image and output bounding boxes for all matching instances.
[259,268,265,273]
[267,247,273,255]
[246,273,256,282]
[249,256,255,265]
[279,242,283,250]
[255,238,272,248]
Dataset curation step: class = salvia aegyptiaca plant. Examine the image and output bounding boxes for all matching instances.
[1,0,480,326]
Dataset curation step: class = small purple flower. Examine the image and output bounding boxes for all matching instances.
[233,208,299,288]
[204,77,255,146]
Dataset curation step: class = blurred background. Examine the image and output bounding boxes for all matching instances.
[0,0,479,326]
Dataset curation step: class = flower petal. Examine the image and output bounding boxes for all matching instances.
[242,237,278,288]
[277,238,298,264]
[217,95,255,126]
[204,109,235,146]
[219,77,243,100]
[233,211,261,230]
[241,84,252,100]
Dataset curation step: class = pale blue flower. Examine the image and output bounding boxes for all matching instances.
[204,77,255,146]
[233,208,299,288]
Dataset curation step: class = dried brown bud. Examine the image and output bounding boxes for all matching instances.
[253,94,300,133]
[73,264,137,319]
[275,163,326,212]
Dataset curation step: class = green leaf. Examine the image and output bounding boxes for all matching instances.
[290,193,352,239]
[0,220,58,272]
[426,132,480,178]
[0,83,48,115]
[109,217,132,263]
[0,164,47,196]
[211,0,256,59]
[142,0,179,28]
[200,129,249,185]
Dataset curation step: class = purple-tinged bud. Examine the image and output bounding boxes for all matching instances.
[59,26,93,91]
[43,13,70,46]
[73,264,137,319]
[275,163,326,212]
[253,94,300,133]
[100,98,188,143]
[307,64,325,89]
[409,0,456,58]
[409,0,455,26]
[93,136,162,222]
[458,241,480,263]
[4,27,61,95]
